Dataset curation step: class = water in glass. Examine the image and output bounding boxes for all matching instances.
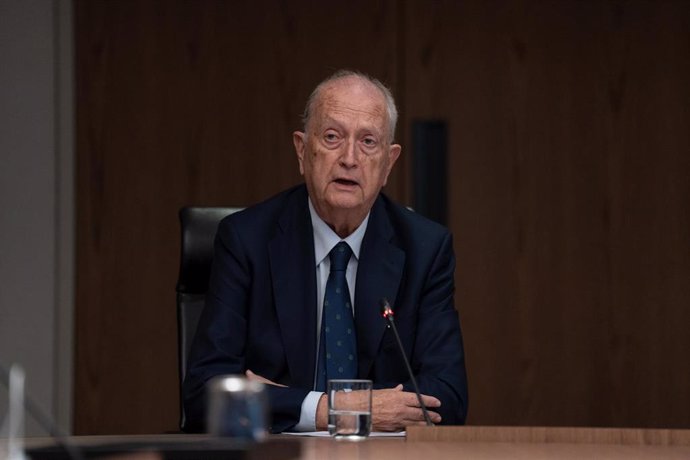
[329,410,371,439]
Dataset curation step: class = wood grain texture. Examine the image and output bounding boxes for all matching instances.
[304,437,690,460]
[25,434,690,460]
[74,0,400,434]
[75,0,690,434]
[407,425,690,445]
[402,0,690,428]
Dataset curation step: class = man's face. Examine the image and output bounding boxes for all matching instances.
[293,78,401,223]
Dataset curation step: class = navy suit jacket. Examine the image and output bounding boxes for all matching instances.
[182,184,468,433]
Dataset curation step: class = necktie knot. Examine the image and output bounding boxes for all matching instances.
[329,242,352,272]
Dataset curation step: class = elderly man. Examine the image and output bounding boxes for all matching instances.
[183,70,468,433]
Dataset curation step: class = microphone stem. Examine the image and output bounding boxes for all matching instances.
[386,317,433,426]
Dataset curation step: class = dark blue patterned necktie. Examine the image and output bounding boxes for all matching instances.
[316,242,358,391]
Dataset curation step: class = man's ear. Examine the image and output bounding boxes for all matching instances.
[382,143,401,186]
[293,131,306,175]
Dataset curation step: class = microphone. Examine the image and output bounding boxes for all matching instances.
[379,298,433,426]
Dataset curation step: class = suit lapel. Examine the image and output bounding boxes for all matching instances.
[269,188,317,388]
[355,196,405,378]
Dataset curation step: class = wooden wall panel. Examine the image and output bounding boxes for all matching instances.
[75,0,690,434]
[403,0,690,428]
[75,0,400,434]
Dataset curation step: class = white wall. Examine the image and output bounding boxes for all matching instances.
[0,0,73,435]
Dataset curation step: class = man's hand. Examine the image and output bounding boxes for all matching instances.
[371,384,441,431]
[315,384,441,432]
[245,370,287,387]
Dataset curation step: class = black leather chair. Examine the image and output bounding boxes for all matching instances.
[176,206,242,430]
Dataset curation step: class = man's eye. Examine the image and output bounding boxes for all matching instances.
[324,132,339,142]
[362,137,377,147]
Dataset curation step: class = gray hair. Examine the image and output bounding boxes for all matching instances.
[301,70,398,143]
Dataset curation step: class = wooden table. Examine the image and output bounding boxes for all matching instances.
[20,426,690,460]
[300,437,690,460]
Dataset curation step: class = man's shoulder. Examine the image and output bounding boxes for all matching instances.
[377,193,450,242]
[217,184,307,237]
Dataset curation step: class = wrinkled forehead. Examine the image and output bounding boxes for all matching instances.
[310,78,389,132]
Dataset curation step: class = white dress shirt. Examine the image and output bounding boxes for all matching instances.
[293,198,370,431]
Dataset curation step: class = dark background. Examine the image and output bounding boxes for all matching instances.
[74,0,690,434]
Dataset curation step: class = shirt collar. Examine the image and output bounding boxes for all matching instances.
[308,198,369,266]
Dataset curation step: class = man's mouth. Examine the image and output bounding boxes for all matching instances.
[334,178,358,186]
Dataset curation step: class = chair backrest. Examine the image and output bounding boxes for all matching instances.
[176,206,242,430]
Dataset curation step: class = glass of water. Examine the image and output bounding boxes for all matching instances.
[207,375,269,441]
[327,379,372,440]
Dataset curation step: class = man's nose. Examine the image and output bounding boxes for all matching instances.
[339,139,358,167]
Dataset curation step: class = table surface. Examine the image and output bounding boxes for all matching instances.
[19,429,690,460]
[301,437,690,460]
